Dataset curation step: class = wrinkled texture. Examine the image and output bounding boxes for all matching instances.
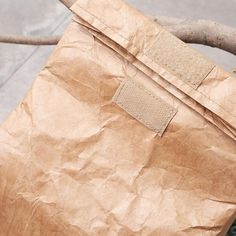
[0,0,236,235]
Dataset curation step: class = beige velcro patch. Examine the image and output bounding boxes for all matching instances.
[113,79,177,136]
[147,30,215,88]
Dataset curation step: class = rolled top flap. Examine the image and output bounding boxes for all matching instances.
[71,0,236,139]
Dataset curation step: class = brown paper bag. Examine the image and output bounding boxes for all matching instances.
[0,0,235,235]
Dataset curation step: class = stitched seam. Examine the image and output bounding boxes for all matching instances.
[73,3,236,119]
[113,80,126,103]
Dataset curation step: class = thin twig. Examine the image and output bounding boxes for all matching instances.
[0,35,60,45]
[58,0,75,8]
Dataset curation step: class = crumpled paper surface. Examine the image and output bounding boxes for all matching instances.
[0,0,235,235]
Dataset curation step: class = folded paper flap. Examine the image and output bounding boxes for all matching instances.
[113,79,177,136]
[71,0,236,136]
[70,0,214,89]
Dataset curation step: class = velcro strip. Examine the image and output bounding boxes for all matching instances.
[146,30,215,88]
[113,79,177,136]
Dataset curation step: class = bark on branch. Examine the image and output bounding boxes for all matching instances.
[0,0,236,56]
[0,35,60,45]
[58,0,75,8]
[155,16,236,55]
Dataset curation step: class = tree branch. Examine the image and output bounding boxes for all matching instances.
[0,35,60,45]
[155,16,236,55]
[0,0,236,56]
[58,0,75,8]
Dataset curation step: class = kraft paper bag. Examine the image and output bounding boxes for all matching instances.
[0,0,235,235]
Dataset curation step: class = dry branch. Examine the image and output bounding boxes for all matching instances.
[0,0,236,56]
[58,0,75,8]
[155,16,236,55]
[0,35,60,45]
